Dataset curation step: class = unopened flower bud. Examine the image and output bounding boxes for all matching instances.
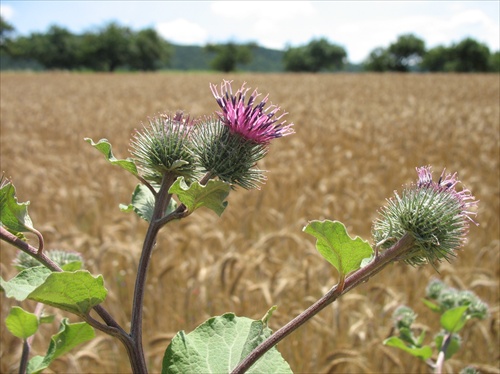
[426,278,446,299]
[130,112,198,183]
[392,305,417,330]
[438,288,459,310]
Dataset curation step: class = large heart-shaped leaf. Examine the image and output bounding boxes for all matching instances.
[27,270,107,316]
[162,313,291,373]
[1,266,52,301]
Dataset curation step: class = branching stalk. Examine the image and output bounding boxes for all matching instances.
[231,233,415,374]
[129,173,178,373]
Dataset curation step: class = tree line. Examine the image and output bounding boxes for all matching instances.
[364,33,499,72]
[1,16,498,73]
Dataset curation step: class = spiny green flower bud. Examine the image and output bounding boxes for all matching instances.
[192,118,268,189]
[456,290,489,319]
[392,305,417,330]
[14,249,84,270]
[426,278,446,299]
[372,166,478,267]
[460,366,480,374]
[437,287,459,310]
[130,112,198,183]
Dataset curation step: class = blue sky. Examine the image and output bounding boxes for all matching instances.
[1,1,498,63]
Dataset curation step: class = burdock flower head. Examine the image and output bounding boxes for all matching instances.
[210,80,294,144]
[193,81,294,189]
[372,166,478,267]
[130,112,198,183]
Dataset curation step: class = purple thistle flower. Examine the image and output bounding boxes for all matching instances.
[210,80,294,144]
[416,166,478,227]
[372,166,478,266]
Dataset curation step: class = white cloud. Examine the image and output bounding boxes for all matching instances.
[210,1,315,21]
[326,6,499,63]
[0,4,14,20]
[210,1,317,49]
[155,18,208,45]
[444,9,499,49]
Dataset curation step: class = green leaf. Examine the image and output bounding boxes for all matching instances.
[120,183,177,222]
[27,271,107,316]
[421,298,442,313]
[169,177,230,217]
[47,319,95,362]
[26,356,44,374]
[85,138,138,176]
[39,314,55,324]
[384,336,433,360]
[440,305,469,333]
[416,329,427,347]
[5,306,39,339]
[435,334,461,360]
[303,220,373,278]
[27,319,95,374]
[0,179,33,239]
[0,266,52,301]
[398,327,416,345]
[61,261,83,272]
[162,312,292,374]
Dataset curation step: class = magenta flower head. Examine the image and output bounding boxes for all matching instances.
[192,81,295,189]
[210,80,294,144]
[372,166,478,267]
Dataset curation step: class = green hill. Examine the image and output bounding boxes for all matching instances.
[169,44,285,72]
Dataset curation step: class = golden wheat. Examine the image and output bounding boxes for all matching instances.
[1,72,498,373]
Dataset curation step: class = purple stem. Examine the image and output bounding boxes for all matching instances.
[231,233,415,374]
[129,173,178,373]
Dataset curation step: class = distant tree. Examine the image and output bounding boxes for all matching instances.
[205,42,255,72]
[283,38,347,72]
[9,25,80,70]
[388,33,426,72]
[363,47,394,72]
[282,46,309,72]
[129,28,172,71]
[421,45,454,72]
[80,22,133,72]
[490,51,500,73]
[364,34,425,72]
[451,38,490,72]
[0,15,15,52]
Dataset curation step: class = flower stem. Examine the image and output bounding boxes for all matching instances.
[129,173,177,373]
[231,233,415,374]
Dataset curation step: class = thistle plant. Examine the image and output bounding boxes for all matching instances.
[0,80,482,374]
[385,279,488,374]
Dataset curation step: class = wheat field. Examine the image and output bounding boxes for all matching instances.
[0,72,499,374]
